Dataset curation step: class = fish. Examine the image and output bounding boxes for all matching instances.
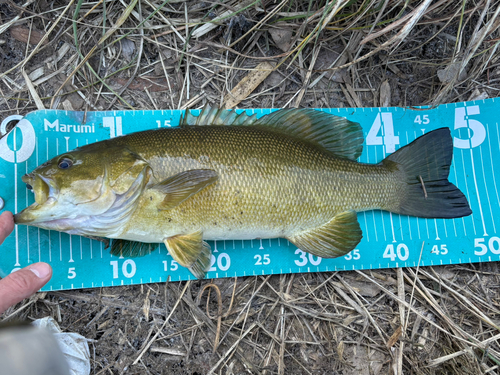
[14,107,472,279]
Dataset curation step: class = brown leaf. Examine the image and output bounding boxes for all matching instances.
[265,71,282,88]
[347,280,382,297]
[380,80,391,107]
[120,38,136,62]
[437,61,468,83]
[269,24,293,52]
[223,61,275,109]
[313,48,347,83]
[386,325,402,348]
[337,341,345,361]
[10,26,47,45]
[114,77,171,92]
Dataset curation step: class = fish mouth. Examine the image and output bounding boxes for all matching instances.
[15,174,58,224]
[23,174,57,205]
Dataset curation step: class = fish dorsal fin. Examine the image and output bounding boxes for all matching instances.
[287,211,362,258]
[181,106,259,126]
[164,231,212,279]
[153,169,218,210]
[182,106,363,160]
[256,109,363,160]
[109,239,159,257]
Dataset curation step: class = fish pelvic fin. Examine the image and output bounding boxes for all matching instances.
[109,239,159,257]
[153,169,218,210]
[287,211,362,258]
[382,127,472,218]
[182,105,363,160]
[164,231,211,279]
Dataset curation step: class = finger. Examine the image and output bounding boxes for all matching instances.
[0,263,52,315]
[0,211,14,245]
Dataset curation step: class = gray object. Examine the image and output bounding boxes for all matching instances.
[33,317,91,375]
[0,317,90,375]
[0,324,70,375]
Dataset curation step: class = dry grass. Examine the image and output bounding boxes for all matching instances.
[1,0,500,374]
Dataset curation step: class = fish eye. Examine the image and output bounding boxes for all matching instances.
[26,184,33,190]
[58,157,73,170]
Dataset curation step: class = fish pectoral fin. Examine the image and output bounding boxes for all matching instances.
[153,169,218,210]
[164,231,211,279]
[109,239,159,258]
[287,211,362,258]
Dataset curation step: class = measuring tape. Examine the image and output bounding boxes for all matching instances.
[0,99,498,291]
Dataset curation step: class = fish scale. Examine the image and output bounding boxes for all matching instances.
[106,125,396,242]
[0,99,499,290]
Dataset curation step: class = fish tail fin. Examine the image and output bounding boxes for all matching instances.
[382,128,472,218]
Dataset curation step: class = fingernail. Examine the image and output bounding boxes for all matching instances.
[28,263,51,279]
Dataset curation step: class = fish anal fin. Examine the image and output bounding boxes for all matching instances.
[153,169,218,210]
[287,211,362,258]
[109,239,158,258]
[164,231,211,279]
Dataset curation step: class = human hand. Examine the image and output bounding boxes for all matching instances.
[0,211,52,315]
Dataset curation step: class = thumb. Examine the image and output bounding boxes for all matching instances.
[0,263,52,315]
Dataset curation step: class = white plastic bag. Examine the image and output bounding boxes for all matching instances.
[33,317,90,375]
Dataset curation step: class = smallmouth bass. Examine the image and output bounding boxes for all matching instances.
[14,107,472,278]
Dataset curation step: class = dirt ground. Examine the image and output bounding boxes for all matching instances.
[1,0,500,374]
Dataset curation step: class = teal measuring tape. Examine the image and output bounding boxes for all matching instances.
[0,99,498,291]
